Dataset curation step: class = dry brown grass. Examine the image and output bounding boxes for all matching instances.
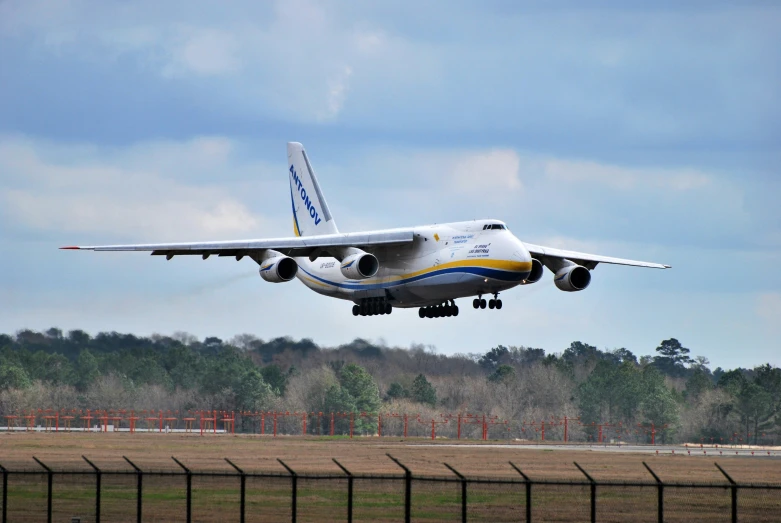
[1,432,779,483]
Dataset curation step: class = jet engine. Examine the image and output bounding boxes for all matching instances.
[258,256,298,283]
[340,251,379,279]
[553,264,591,292]
[524,258,544,284]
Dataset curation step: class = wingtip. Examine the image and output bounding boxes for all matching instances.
[60,246,81,250]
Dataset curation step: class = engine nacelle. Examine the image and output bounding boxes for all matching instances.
[525,259,544,284]
[340,251,379,279]
[554,264,591,292]
[258,256,298,283]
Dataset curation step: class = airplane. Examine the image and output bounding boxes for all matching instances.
[62,142,670,319]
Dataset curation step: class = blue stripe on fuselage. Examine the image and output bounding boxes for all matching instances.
[299,265,530,291]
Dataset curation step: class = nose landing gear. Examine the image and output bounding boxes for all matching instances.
[473,294,502,310]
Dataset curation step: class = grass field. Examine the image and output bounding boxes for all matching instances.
[1,432,779,480]
[1,433,779,522]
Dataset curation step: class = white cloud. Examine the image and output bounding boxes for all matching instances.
[756,293,781,329]
[0,136,267,242]
[318,65,353,121]
[543,159,711,191]
[450,149,522,193]
[163,28,241,77]
[0,0,436,124]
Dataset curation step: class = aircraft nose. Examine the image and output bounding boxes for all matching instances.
[511,237,532,263]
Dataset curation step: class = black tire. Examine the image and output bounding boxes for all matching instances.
[488,299,495,309]
[473,298,479,309]
[425,308,432,319]
[453,306,459,317]
[480,299,487,309]
[496,300,503,310]
[385,303,392,314]
[418,308,425,318]
[352,305,360,316]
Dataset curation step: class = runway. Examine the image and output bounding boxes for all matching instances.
[409,443,781,458]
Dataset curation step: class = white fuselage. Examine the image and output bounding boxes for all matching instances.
[294,220,533,308]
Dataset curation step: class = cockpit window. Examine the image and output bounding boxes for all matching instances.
[483,224,505,230]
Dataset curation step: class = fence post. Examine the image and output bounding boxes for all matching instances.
[123,456,143,523]
[33,457,53,523]
[225,459,246,523]
[83,456,102,523]
[278,459,297,523]
[444,463,467,523]
[642,462,663,523]
[510,462,532,523]
[333,459,353,523]
[0,463,7,523]
[172,457,192,523]
[715,463,737,523]
[574,462,596,523]
[387,454,411,523]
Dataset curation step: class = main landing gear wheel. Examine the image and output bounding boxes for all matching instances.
[355,297,393,317]
[419,300,458,319]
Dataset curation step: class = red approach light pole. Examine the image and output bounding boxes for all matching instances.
[383,413,409,438]
[417,416,449,440]
[638,423,668,445]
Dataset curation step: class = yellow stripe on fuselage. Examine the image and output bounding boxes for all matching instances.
[358,259,532,285]
[301,273,330,288]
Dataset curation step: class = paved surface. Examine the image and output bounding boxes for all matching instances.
[410,443,781,458]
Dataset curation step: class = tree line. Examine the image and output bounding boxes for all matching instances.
[0,329,778,444]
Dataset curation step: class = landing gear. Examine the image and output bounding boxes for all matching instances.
[475,294,501,311]
[354,297,393,317]
[419,300,459,319]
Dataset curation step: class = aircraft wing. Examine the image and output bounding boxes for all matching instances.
[523,242,670,270]
[61,230,414,261]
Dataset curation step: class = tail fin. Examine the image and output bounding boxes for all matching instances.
[287,142,339,237]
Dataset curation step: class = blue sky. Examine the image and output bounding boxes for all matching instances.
[1,0,779,369]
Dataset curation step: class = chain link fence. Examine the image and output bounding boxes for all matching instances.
[1,455,779,522]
